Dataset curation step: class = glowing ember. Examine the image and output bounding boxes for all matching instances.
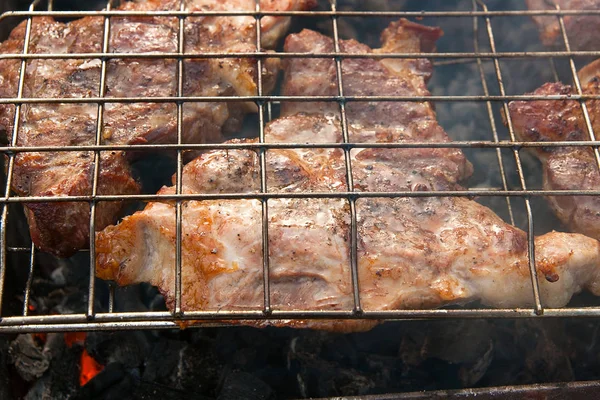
[61,332,105,386]
[63,332,87,348]
[79,349,104,387]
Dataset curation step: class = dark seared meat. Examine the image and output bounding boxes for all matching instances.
[526,0,600,50]
[0,0,315,257]
[508,58,600,240]
[281,20,471,189]
[95,20,600,332]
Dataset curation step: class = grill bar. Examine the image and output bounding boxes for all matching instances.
[478,0,543,314]
[5,189,600,204]
[87,0,113,320]
[173,0,185,316]
[330,0,362,315]
[3,50,600,60]
[472,1,515,225]
[3,140,600,152]
[6,307,600,333]
[255,0,272,316]
[2,9,600,18]
[0,94,597,104]
[21,245,35,316]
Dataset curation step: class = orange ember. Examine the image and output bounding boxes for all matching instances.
[80,349,104,386]
[61,331,104,386]
[64,331,87,348]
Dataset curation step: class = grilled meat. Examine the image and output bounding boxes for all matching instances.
[96,20,600,332]
[508,58,600,240]
[526,0,600,50]
[0,0,315,257]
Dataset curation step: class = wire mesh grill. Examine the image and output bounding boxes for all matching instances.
[1,0,600,333]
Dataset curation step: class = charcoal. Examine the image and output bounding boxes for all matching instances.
[72,362,129,400]
[132,381,211,400]
[458,341,494,387]
[142,339,184,383]
[217,372,274,400]
[565,320,600,381]
[113,285,150,313]
[85,331,150,367]
[400,321,494,365]
[24,337,80,400]
[140,283,168,312]
[351,324,404,356]
[9,334,50,382]
[360,354,404,392]
[520,320,575,383]
[0,335,14,400]
[289,334,376,397]
[174,341,222,395]
[321,334,359,367]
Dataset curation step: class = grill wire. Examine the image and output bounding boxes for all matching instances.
[0,0,600,333]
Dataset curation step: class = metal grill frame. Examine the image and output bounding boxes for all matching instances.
[1,0,600,333]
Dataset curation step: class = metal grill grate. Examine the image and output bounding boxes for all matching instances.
[1,0,600,333]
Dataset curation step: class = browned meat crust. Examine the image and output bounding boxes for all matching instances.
[95,20,600,332]
[526,0,600,50]
[0,0,315,257]
[508,59,600,240]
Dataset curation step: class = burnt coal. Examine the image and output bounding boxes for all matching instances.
[0,336,13,400]
[85,331,151,367]
[73,362,131,400]
[8,334,50,382]
[217,372,274,400]
[5,319,600,398]
[21,334,81,400]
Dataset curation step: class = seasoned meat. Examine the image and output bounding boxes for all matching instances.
[0,0,315,257]
[96,20,600,332]
[508,58,600,240]
[526,0,600,50]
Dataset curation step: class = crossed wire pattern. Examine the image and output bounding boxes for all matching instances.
[0,0,599,333]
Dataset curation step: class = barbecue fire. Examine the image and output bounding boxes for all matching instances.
[79,349,103,387]
[64,332,103,387]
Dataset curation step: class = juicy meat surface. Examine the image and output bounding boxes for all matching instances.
[96,20,600,332]
[0,0,315,257]
[508,59,600,240]
[526,0,600,50]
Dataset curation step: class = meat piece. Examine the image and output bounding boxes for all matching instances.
[96,20,600,332]
[508,58,600,240]
[526,0,600,50]
[0,0,315,257]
